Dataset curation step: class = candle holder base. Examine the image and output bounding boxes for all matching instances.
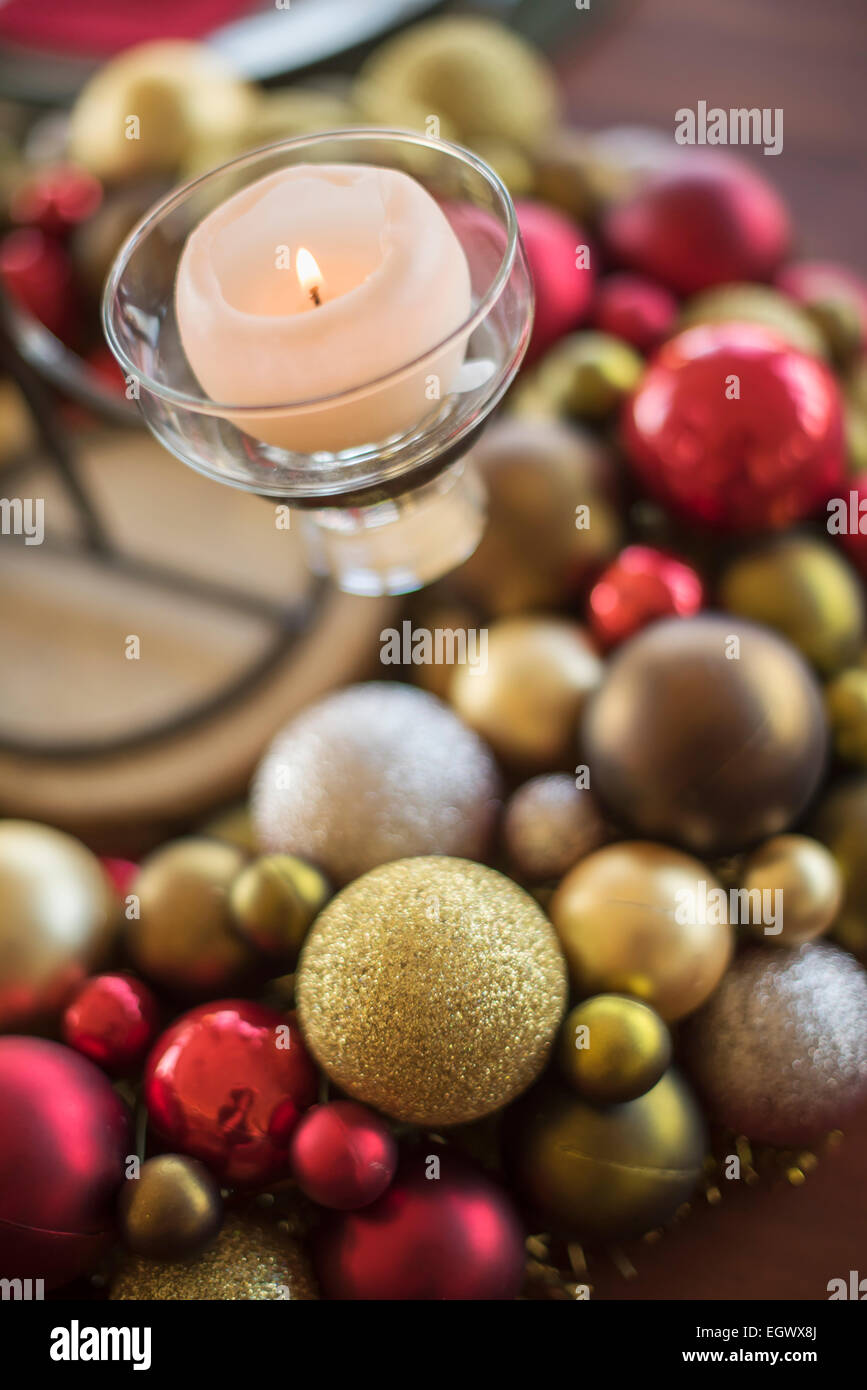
[298,459,486,596]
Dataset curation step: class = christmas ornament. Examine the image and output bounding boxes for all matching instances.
[719,534,864,675]
[9,164,102,236]
[450,416,622,615]
[622,324,845,530]
[679,283,826,357]
[297,857,567,1127]
[587,544,703,648]
[602,162,790,294]
[683,942,867,1144]
[100,856,139,899]
[144,1000,318,1188]
[533,330,644,420]
[776,260,867,362]
[550,842,732,1021]
[252,684,500,886]
[356,17,557,152]
[112,1213,317,1300]
[229,854,330,962]
[450,616,602,770]
[117,1154,223,1260]
[0,1037,131,1287]
[69,40,254,181]
[503,774,609,882]
[0,227,78,342]
[591,272,677,352]
[514,201,593,362]
[63,972,159,1075]
[531,127,595,222]
[126,838,256,995]
[289,1101,397,1211]
[826,668,867,765]
[739,834,842,946]
[583,616,828,856]
[812,778,867,955]
[557,994,671,1103]
[405,601,480,700]
[506,1070,707,1241]
[200,802,256,853]
[836,474,867,577]
[312,1146,525,1300]
[0,819,117,1032]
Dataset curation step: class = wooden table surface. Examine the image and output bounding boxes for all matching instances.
[554,0,867,271]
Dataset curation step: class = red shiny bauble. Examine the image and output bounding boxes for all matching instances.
[602,162,790,294]
[313,1147,525,1300]
[588,545,704,648]
[0,227,78,343]
[63,972,159,1076]
[0,1037,131,1288]
[144,1000,318,1189]
[289,1101,397,1210]
[100,856,139,899]
[9,165,102,237]
[515,200,594,363]
[592,273,677,353]
[622,323,845,529]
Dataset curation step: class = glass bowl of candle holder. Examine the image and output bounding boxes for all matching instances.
[103,128,533,596]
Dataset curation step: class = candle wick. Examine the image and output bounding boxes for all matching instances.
[310,286,321,307]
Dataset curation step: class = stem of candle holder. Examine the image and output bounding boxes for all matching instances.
[297,456,487,597]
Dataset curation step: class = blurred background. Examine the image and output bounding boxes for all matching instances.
[0,0,865,1301]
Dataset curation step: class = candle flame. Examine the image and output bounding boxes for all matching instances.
[296,247,323,304]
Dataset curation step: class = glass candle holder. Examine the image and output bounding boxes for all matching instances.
[103,129,533,596]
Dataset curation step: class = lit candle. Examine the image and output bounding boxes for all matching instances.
[175,164,472,454]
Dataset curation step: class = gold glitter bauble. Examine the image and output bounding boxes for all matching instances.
[110,1213,317,1300]
[118,1155,223,1260]
[296,857,567,1127]
[557,994,671,1103]
[826,668,867,766]
[450,417,622,616]
[503,774,609,882]
[719,536,865,676]
[127,838,255,994]
[229,854,330,962]
[811,778,867,955]
[356,17,557,152]
[0,819,117,1031]
[740,834,842,946]
[549,842,733,1021]
[252,683,500,886]
[69,41,254,181]
[506,1070,707,1241]
[682,942,867,1144]
[450,617,602,770]
[680,283,827,357]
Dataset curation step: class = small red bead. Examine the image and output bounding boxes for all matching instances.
[592,273,677,353]
[63,972,160,1076]
[290,1101,397,1210]
[588,545,704,648]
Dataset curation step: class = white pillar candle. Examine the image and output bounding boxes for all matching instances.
[175,163,472,454]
